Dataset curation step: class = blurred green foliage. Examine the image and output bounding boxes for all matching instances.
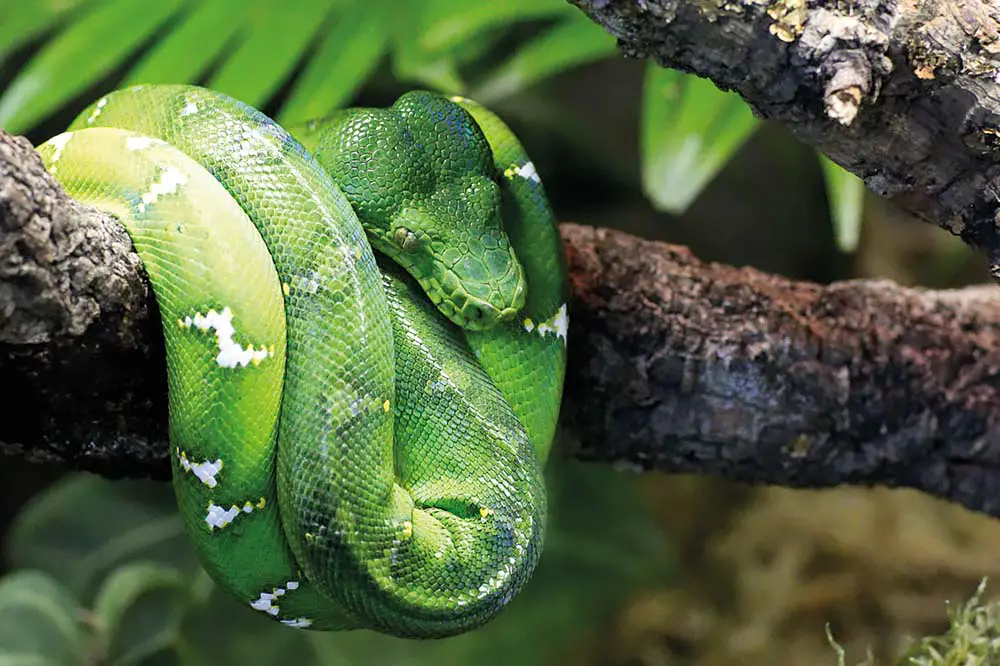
[640,64,760,215]
[1,462,670,665]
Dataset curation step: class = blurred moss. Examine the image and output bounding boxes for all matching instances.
[831,579,1000,666]
[598,481,1000,666]
[897,579,1000,665]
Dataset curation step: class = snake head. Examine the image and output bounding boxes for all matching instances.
[312,91,526,331]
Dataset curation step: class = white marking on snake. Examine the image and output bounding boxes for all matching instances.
[250,581,301,617]
[517,161,540,183]
[86,97,108,124]
[136,166,187,213]
[45,133,73,173]
[504,161,541,184]
[180,101,198,117]
[281,618,313,628]
[177,450,222,487]
[205,497,265,530]
[205,504,240,530]
[291,272,321,294]
[522,303,568,342]
[251,591,281,616]
[126,136,166,151]
[179,307,271,368]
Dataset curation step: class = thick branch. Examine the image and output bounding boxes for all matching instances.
[570,0,1000,264]
[0,132,166,477]
[561,224,1000,518]
[3,132,1000,518]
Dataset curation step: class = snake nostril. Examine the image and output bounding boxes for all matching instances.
[469,306,484,321]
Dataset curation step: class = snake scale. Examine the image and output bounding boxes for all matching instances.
[35,85,568,639]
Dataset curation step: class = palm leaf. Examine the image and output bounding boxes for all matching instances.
[414,0,571,55]
[819,154,867,252]
[0,0,97,60]
[641,63,760,214]
[472,12,617,103]
[124,0,255,86]
[205,0,338,109]
[276,1,388,125]
[0,0,186,133]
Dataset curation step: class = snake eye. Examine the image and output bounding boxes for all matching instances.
[393,227,420,252]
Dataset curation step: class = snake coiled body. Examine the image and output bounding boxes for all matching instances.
[35,85,567,638]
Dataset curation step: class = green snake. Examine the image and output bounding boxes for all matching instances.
[35,85,567,639]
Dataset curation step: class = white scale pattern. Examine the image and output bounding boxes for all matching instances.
[178,307,271,368]
[250,581,312,627]
[136,165,187,213]
[177,450,222,487]
[523,303,569,343]
[204,497,265,530]
[85,96,108,124]
[44,132,73,173]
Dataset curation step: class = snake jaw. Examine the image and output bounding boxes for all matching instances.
[375,221,528,332]
[431,245,526,331]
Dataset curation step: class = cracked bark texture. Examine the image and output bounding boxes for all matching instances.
[0,131,166,477]
[4,131,1000,519]
[570,0,1000,265]
[562,224,1000,518]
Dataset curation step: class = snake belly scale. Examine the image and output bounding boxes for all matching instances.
[35,85,568,638]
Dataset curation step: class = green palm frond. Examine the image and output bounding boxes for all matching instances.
[0,0,586,135]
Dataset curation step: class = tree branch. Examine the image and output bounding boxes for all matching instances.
[0,132,166,478]
[4,130,1000,518]
[561,224,1000,518]
[569,0,1000,266]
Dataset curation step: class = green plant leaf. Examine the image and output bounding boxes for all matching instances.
[819,154,866,252]
[5,475,194,604]
[127,648,182,666]
[641,63,760,214]
[0,571,87,666]
[276,2,388,125]
[206,0,337,110]
[388,0,572,93]
[471,12,616,103]
[124,0,255,86]
[0,657,71,666]
[0,0,185,133]
[92,562,186,666]
[175,584,317,666]
[388,2,463,93]
[414,0,571,54]
[0,0,97,60]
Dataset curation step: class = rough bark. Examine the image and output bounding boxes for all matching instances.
[0,131,166,478]
[4,130,1000,519]
[561,224,1000,518]
[569,0,1000,268]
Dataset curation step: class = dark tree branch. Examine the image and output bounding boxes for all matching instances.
[0,132,166,477]
[569,0,1000,265]
[560,224,1000,518]
[4,130,1000,519]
